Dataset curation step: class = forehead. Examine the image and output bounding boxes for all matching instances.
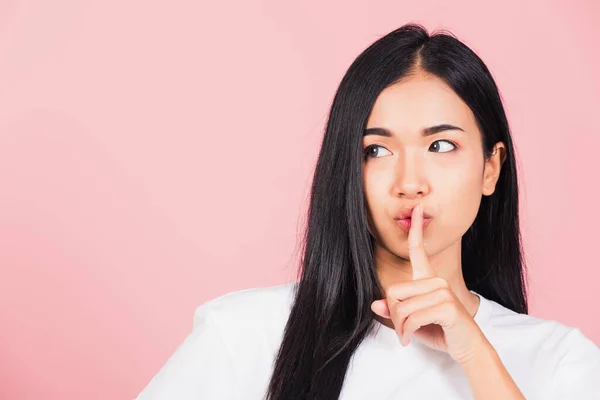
[366,74,476,132]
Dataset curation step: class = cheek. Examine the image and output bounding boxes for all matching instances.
[439,167,481,195]
[362,169,390,232]
[363,169,388,207]
[436,166,483,228]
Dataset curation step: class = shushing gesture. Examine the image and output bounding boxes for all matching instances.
[371,204,490,365]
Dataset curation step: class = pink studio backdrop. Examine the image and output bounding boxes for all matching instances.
[1,1,599,399]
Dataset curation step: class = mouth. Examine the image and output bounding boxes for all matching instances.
[395,217,432,233]
[395,205,432,221]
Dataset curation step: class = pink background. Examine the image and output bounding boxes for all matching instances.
[1,1,599,398]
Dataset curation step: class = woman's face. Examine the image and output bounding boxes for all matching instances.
[362,72,504,260]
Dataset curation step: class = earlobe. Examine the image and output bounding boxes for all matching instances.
[482,169,498,196]
[482,175,496,196]
[482,144,505,196]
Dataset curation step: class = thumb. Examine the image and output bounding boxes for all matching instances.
[371,299,391,318]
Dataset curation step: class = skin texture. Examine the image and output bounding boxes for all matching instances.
[363,70,525,398]
[362,70,505,325]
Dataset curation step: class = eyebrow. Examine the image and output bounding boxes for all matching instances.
[363,124,465,138]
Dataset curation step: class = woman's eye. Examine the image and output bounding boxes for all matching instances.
[364,140,456,160]
[430,140,457,153]
[363,145,392,159]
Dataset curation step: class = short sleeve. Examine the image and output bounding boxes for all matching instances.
[135,301,240,400]
[547,328,600,399]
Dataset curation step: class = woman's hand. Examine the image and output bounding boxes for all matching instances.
[371,203,490,365]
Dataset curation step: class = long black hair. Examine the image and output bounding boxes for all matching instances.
[265,22,528,400]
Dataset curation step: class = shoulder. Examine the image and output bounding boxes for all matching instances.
[479,295,600,395]
[474,293,599,360]
[190,281,299,385]
[481,294,586,344]
[135,284,298,399]
[543,326,600,396]
[193,281,298,330]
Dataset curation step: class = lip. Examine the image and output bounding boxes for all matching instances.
[395,217,432,233]
[394,206,432,221]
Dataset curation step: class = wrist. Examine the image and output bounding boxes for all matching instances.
[459,336,497,370]
[459,339,525,400]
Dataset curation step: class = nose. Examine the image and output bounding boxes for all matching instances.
[392,151,429,199]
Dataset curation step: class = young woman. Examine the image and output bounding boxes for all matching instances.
[136,23,600,399]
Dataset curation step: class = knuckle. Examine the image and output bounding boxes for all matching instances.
[404,314,415,329]
[434,277,449,288]
[394,303,410,318]
[387,283,407,299]
[436,288,453,302]
[443,301,458,318]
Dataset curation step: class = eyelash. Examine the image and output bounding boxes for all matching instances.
[363,140,458,160]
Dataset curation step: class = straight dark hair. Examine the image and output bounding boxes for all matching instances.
[265,23,528,400]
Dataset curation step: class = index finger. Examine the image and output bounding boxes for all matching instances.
[408,203,436,280]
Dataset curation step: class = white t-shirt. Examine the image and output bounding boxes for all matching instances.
[136,282,600,399]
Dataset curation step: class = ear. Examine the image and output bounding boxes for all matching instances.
[482,142,506,196]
